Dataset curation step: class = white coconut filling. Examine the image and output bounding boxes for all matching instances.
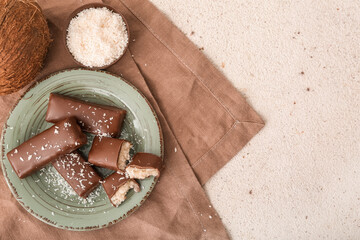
[126,166,159,179]
[110,180,140,207]
[117,142,132,170]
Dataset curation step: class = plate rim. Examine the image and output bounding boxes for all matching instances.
[0,68,164,231]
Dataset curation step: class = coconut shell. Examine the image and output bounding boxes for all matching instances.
[0,0,51,95]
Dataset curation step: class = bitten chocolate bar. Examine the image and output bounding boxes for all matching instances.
[52,152,101,198]
[45,93,127,137]
[126,153,163,179]
[102,171,140,207]
[88,136,132,171]
[7,117,87,178]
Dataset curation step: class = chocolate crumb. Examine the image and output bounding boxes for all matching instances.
[298,31,301,34]
[306,88,310,91]
[300,71,304,75]
[190,31,195,36]
[199,47,204,51]
[249,190,253,195]
[294,101,296,104]
[305,216,308,219]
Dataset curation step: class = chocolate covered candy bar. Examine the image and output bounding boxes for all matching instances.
[52,152,101,198]
[88,136,132,171]
[102,171,140,207]
[7,118,87,178]
[126,153,163,179]
[45,93,127,137]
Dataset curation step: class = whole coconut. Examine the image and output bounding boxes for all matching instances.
[0,0,51,95]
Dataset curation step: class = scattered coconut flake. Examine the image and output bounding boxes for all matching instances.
[40,165,77,198]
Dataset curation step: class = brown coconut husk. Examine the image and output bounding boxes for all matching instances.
[0,0,51,95]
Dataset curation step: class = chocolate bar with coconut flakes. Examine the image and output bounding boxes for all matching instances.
[45,93,127,137]
[102,171,140,207]
[7,117,87,179]
[125,153,163,179]
[52,152,101,198]
[88,136,132,171]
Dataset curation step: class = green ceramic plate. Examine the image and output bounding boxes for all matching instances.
[0,69,163,230]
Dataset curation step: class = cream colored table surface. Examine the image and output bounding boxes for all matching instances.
[150,0,360,239]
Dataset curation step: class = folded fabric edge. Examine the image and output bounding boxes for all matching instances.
[116,49,231,239]
[192,121,264,185]
[119,0,265,185]
[119,0,265,125]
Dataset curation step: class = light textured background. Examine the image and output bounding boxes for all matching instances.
[149,0,360,239]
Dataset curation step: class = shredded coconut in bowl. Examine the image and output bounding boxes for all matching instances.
[66,7,129,68]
